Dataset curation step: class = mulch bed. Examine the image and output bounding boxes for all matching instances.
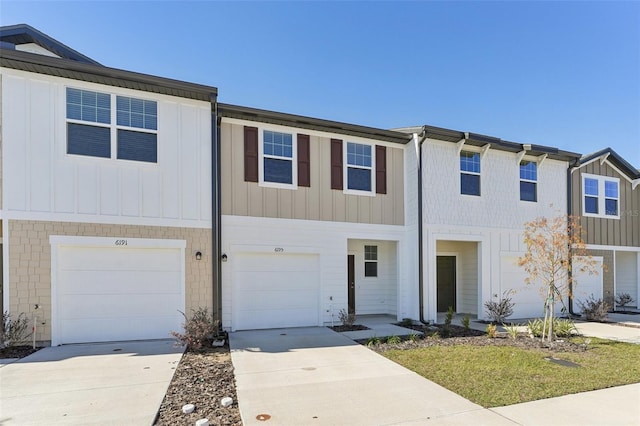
[0,345,41,359]
[154,344,242,426]
[329,324,370,332]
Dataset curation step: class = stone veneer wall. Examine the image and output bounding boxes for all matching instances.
[7,220,213,343]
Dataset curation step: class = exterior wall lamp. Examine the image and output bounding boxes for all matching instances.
[195,251,202,260]
[221,253,228,262]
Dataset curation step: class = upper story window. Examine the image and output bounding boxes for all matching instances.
[460,151,481,196]
[262,130,294,185]
[66,88,158,163]
[346,142,373,192]
[364,245,378,277]
[519,160,537,202]
[243,126,310,189]
[583,174,619,218]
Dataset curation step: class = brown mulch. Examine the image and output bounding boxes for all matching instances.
[0,345,41,359]
[329,324,370,332]
[369,323,588,354]
[154,344,242,426]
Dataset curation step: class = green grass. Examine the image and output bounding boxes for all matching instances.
[383,337,640,407]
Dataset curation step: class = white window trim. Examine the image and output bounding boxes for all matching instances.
[65,88,159,165]
[460,150,481,197]
[582,173,620,219]
[364,245,378,278]
[519,160,538,202]
[343,141,376,197]
[257,124,298,190]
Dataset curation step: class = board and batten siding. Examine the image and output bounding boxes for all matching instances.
[571,162,640,247]
[220,120,405,225]
[1,69,212,228]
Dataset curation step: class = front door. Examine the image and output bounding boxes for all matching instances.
[437,256,456,312]
[347,255,355,314]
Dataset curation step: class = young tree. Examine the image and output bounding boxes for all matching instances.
[518,214,599,342]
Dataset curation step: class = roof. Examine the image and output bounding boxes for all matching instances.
[0,48,218,102]
[0,24,100,65]
[578,147,640,180]
[394,125,582,162]
[218,103,412,145]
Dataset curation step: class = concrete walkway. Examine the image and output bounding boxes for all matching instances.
[0,340,183,425]
[230,325,640,426]
[230,327,514,425]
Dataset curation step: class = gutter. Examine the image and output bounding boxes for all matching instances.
[566,159,580,317]
[211,96,223,326]
[415,126,429,324]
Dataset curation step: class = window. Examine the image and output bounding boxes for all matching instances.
[66,88,158,163]
[346,142,373,192]
[582,174,619,218]
[460,151,480,196]
[263,130,293,184]
[364,245,378,277]
[520,160,537,202]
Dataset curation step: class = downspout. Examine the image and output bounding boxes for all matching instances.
[567,160,580,317]
[415,126,429,324]
[211,96,223,326]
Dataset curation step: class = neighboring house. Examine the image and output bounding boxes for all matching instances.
[569,148,640,312]
[0,24,219,345]
[218,104,419,330]
[397,125,582,321]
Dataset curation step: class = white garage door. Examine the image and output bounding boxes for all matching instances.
[500,255,545,319]
[234,252,319,330]
[53,240,184,345]
[572,256,603,314]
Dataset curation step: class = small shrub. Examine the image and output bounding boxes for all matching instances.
[429,331,441,339]
[461,314,471,331]
[407,332,419,342]
[615,292,635,311]
[170,307,219,350]
[484,292,515,323]
[386,335,401,345]
[1,311,32,348]
[399,318,413,327]
[503,323,519,339]
[366,335,381,346]
[441,306,455,337]
[338,309,356,327]
[485,323,497,338]
[527,318,577,338]
[578,295,611,322]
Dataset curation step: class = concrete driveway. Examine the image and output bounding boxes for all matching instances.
[230,327,514,425]
[0,340,183,425]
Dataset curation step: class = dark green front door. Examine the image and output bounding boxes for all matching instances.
[437,256,456,312]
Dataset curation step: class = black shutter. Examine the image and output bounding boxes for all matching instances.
[331,139,343,190]
[244,126,259,182]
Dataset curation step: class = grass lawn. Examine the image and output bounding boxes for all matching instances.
[383,337,640,407]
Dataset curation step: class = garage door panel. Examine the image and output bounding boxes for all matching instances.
[235,271,316,291]
[54,241,184,345]
[59,247,181,270]
[59,270,182,294]
[60,316,179,344]
[235,253,318,271]
[234,253,320,330]
[59,293,182,319]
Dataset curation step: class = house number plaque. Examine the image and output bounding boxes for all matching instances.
[274,247,284,253]
[115,239,128,246]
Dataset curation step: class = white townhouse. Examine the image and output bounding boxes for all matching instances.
[0,25,220,345]
[398,125,582,321]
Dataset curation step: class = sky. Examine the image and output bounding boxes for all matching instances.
[2,1,639,166]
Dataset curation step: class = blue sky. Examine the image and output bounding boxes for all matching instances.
[2,1,639,166]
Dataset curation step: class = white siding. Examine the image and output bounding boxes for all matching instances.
[1,69,212,228]
[615,251,638,306]
[422,139,568,229]
[348,240,397,315]
[222,215,412,331]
